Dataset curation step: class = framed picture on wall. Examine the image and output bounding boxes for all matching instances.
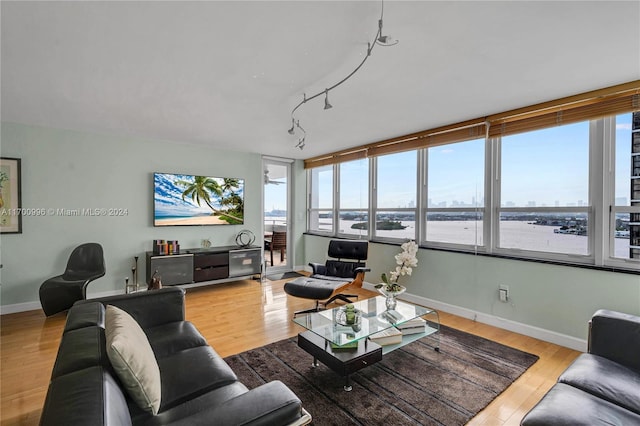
[0,157,22,234]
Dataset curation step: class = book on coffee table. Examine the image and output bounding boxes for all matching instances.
[369,327,403,346]
[396,317,426,335]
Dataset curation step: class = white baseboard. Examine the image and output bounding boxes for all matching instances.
[363,282,587,352]
[1,300,42,315]
[1,289,125,315]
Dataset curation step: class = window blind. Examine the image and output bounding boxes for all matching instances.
[304,80,640,169]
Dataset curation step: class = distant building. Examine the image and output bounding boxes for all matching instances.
[631,112,640,258]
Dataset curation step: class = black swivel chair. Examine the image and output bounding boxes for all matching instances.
[284,240,370,316]
[39,243,106,316]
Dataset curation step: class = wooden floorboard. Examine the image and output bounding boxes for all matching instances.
[0,276,580,425]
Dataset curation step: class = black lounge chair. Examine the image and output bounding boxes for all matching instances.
[284,240,369,316]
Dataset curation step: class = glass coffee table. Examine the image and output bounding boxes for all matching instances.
[293,296,440,391]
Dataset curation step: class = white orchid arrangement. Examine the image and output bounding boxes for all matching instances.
[376,240,419,292]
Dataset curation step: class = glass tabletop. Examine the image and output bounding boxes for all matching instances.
[293,296,435,346]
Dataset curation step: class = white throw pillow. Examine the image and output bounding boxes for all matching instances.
[105,305,161,415]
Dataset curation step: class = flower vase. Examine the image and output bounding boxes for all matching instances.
[378,285,406,310]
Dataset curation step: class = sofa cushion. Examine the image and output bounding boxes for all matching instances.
[156,346,238,411]
[129,381,249,425]
[64,302,105,332]
[40,366,132,426]
[105,305,162,415]
[284,277,343,300]
[324,260,365,279]
[145,321,208,359]
[51,326,107,379]
[559,353,640,415]
[157,381,306,426]
[521,383,640,425]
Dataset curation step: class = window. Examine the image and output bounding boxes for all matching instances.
[338,159,369,237]
[425,138,485,247]
[305,111,639,271]
[308,165,333,234]
[374,151,417,240]
[497,122,591,257]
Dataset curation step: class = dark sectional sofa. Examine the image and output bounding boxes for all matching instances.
[39,287,311,425]
[521,309,640,425]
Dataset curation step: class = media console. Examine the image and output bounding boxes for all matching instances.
[146,245,261,286]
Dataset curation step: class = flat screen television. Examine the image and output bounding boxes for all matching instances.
[154,172,244,226]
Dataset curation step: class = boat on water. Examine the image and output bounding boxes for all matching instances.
[553,226,587,235]
[615,230,630,239]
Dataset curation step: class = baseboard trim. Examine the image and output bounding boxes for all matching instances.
[0,300,42,315]
[363,282,587,352]
[1,289,125,315]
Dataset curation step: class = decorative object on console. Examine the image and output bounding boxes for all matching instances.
[152,239,180,255]
[153,172,244,226]
[376,240,418,310]
[133,256,139,290]
[201,238,211,248]
[286,0,398,150]
[0,157,22,233]
[235,229,256,247]
[148,270,162,290]
[125,277,137,294]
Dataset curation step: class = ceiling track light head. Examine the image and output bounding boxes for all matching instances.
[324,89,332,110]
[376,34,398,46]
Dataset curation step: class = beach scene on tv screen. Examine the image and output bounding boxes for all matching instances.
[154,173,244,226]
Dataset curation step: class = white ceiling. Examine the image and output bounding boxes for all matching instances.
[2,1,639,160]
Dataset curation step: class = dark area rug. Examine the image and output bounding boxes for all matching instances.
[266,271,305,281]
[224,325,539,425]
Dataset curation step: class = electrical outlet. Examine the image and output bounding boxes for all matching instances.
[499,285,509,302]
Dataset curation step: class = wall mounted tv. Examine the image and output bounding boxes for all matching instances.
[154,173,244,226]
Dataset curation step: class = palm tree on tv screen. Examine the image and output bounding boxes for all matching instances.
[178,176,243,224]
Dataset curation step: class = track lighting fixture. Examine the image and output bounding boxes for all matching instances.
[324,89,332,110]
[287,0,397,150]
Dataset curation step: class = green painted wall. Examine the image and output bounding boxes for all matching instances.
[305,234,640,341]
[0,122,294,306]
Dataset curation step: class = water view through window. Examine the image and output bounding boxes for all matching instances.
[307,112,640,268]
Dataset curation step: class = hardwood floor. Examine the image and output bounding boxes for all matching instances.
[1,277,580,425]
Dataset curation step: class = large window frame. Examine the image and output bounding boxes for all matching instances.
[306,115,640,272]
[336,158,369,239]
[305,82,640,272]
[491,122,593,263]
[371,151,419,243]
[423,138,487,251]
